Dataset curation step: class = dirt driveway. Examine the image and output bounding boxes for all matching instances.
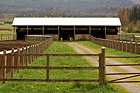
[64,42,140,93]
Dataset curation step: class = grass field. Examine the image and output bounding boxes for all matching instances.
[0,41,126,93]
[0,24,13,35]
[0,24,12,29]
[76,41,140,65]
[0,31,13,34]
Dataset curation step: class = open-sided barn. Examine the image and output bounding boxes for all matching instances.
[12,17,121,40]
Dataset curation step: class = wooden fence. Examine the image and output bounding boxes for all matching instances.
[0,38,52,83]
[106,55,140,83]
[0,47,106,85]
[91,36,140,54]
[0,34,16,41]
[0,46,140,85]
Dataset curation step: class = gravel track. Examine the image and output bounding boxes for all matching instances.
[64,42,140,93]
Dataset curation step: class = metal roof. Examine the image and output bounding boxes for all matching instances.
[12,17,121,26]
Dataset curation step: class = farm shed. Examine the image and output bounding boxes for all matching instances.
[12,17,121,40]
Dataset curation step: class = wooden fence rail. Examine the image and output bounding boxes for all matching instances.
[0,47,106,85]
[0,53,103,84]
[91,36,140,54]
[106,55,140,83]
[0,38,52,83]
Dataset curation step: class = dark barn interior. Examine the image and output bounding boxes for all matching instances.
[16,26,27,40]
[60,26,74,40]
[45,26,58,34]
[75,26,89,34]
[91,26,105,39]
[15,26,119,40]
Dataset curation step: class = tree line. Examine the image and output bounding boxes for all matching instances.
[118,4,140,32]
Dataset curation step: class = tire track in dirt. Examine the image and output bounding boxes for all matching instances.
[64,42,140,93]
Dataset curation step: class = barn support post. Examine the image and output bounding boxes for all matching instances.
[42,26,44,35]
[12,27,14,40]
[58,26,60,40]
[74,25,75,41]
[27,26,29,35]
[99,47,106,85]
[14,27,17,40]
[105,26,107,39]
[89,26,91,40]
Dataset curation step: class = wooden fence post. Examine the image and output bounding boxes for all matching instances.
[122,41,123,51]
[36,44,39,57]
[17,48,20,73]
[11,48,14,77]
[126,41,128,52]
[28,46,31,64]
[112,40,114,49]
[118,40,120,50]
[34,45,36,59]
[3,49,7,83]
[107,39,109,48]
[1,34,2,41]
[32,45,35,60]
[26,46,28,66]
[21,47,24,66]
[109,40,111,48]
[31,45,33,63]
[114,40,116,49]
[46,56,50,82]
[99,47,106,85]
[135,41,137,54]
[130,41,132,53]
[104,39,106,47]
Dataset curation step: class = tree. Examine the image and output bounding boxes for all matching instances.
[118,8,130,31]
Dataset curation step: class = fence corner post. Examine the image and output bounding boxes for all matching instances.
[17,48,20,73]
[2,49,7,84]
[99,47,106,85]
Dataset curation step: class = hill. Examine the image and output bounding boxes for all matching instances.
[0,0,136,10]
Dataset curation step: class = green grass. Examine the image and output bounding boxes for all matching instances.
[76,41,140,64]
[0,24,12,29]
[0,24,13,35]
[0,31,13,34]
[0,41,127,93]
[134,33,140,36]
